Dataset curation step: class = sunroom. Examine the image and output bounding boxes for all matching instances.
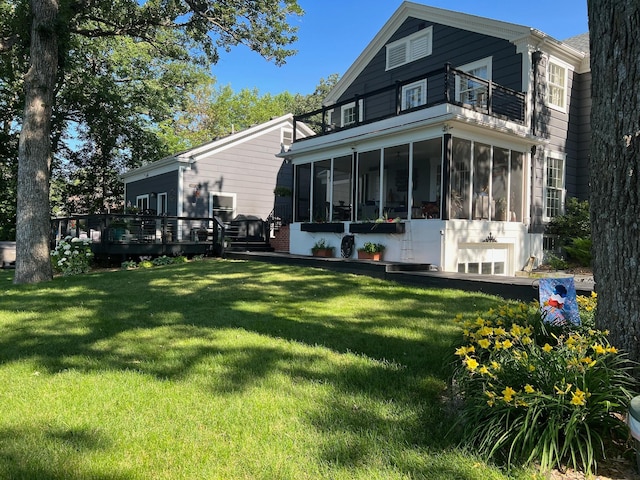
[283,66,541,275]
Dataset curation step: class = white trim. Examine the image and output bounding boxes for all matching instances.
[157,192,168,215]
[340,100,364,127]
[385,26,433,70]
[136,194,150,211]
[546,56,572,113]
[401,79,428,110]
[208,192,237,221]
[454,56,493,104]
[323,2,588,106]
[543,150,566,221]
[122,114,315,181]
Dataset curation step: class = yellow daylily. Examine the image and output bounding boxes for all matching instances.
[478,338,491,349]
[502,386,516,402]
[542,343,553,353]
[570,388,587,406]
[465,357,479,371]
[524,384,535,394]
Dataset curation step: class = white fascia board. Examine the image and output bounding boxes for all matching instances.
[285,104,541,164]
[324,1,531,105]
[514,30,589,74]
[180,113,309,162]
[121,156,186,183]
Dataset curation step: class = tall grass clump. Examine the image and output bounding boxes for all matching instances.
[452,299,638,476]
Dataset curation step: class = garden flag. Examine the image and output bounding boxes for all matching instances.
[539,277,581,326]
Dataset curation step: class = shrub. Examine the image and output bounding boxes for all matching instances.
[139,260,154,269]
[564,237,592,267]
[545,197,591,246]
[546,252,569,270]
[452,300,637,475]
[121,260,138,270]
[152,256,174,266]
[50,237,94,276]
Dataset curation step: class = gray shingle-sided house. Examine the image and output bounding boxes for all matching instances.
[122,113,314,240]
[283,1,590,275]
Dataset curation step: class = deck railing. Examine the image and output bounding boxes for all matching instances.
[293,63,526,142]
[51,213,226,258]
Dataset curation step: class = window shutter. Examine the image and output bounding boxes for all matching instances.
[387,43,407,69]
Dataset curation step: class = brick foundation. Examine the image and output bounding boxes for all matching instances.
[270,225,290,252]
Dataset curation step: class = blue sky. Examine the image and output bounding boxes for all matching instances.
[213,0,588,95]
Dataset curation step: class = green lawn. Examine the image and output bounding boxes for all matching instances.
[0,261,536,479]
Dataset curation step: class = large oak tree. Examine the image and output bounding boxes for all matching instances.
[1,0,302,284]
[587,1,640,362]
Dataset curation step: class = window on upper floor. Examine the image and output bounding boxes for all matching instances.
[340,100,363,127]
[546,59,568,112]
[455,57,492,108]
[401,79,427,110]
[544,152,566,219]
[386,27,433,70]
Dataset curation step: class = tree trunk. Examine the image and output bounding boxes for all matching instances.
[14,0,59,284]
[588,1,640,362]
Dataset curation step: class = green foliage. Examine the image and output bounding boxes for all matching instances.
[545,198,591,248]
[546,253,569,270]
[50,237,94,276]
[121,260,138,270]
[358,242,385,253]
[564,237,592,267]
[139,260,154,269]
[453,301,638,475]
[311,238,333,252]
[0,260,522,479]
[151,255,174,266]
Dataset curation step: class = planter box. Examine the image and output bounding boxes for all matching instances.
[357,251,383,261]
[301,222,345,233]
[349,222,405,234]
[312,248,334,258]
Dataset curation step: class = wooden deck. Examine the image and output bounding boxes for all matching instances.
[52,214,225,262]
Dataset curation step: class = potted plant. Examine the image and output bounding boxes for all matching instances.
[357,242,385,261]
[311,238,334,258]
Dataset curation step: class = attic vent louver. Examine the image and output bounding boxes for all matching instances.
[387,43,407,69]
[385,27,433,71]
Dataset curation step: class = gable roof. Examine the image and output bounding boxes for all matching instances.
[122,113,314,181]
[324,1,588,104]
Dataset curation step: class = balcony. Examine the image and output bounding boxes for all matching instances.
[293,63,526,142]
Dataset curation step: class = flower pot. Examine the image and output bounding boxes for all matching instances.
[312,248,334,258]
[357,251,383,261]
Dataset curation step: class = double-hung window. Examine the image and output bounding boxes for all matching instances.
[544,152,566,219]
[401,79,427,110]
[340,100,363,127]
[456,57,492,108]
[546,58,568,111]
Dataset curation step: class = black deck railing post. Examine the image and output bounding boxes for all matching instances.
[487,79,493,116]
[444,63,451,104]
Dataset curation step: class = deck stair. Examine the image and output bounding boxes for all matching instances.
[224,216,274,253]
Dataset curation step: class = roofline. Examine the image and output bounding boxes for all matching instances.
[122,113,315,180]
[324,1,588,104]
